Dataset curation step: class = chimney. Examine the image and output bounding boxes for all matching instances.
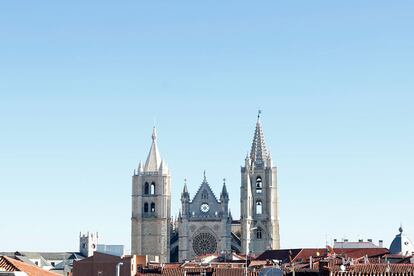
[379,240,383,247]
[358,239,363,242]
[368,239,373,243]
[344,239,349,242]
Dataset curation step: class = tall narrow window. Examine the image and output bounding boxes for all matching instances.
[256,200,262,215]
[144,182,149,195]
[256,176,262,193]
[201,190,208,200]
[256,227,262,239]
[150,182,156,195]
[144,202,148,212]
[150,202,155,212]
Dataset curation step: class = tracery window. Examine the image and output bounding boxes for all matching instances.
[192,232,217,256]
[144,182,149,195]
[256,200,262,215]
[256,176,262,193]
[256,227,262,239]
[150,182,156,195]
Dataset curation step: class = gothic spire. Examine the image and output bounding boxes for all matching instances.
[183,178,188,193]
[221,178,228,197]
[250,111,269,166]
[144,127,162,172]
[137,160,143,172]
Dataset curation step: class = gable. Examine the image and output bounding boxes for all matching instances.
[188,179,222,219]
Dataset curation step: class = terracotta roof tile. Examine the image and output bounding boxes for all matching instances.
[0,256,60,276]
[332,264,414,275]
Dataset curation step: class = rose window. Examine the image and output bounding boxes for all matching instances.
[192,232,217,256]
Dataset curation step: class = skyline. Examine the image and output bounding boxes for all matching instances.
[1,1,413,253]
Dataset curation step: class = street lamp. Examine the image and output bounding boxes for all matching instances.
[245,227,258,276]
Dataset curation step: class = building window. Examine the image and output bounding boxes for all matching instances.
[201,190,208,200]
[256,227,262,239]
[144,202,149,213]
[144,182,149,195]
[256,176,262,193]
[151,202,155,212]
[150,182,156,195]
[256,200,262,215]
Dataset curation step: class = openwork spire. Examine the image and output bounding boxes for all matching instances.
[250,111,269,167]
[144,127,162,172]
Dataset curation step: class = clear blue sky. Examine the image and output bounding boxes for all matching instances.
[1,1,413,253]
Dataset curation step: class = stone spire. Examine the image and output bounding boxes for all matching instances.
[144,127,162,172]
[159,159,169,174]
[182,178,190,199]
[221,178,228,198]
[137,161,143,174]
[250,111,269,167]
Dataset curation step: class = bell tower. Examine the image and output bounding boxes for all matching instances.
[240,112,280,255]
[131,127,171,263]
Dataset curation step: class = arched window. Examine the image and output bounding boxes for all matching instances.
[144,182,149,195]
[256,200,262,215]
[256,176,262,193]
[150,182,156,195]
[144,202,148,213]
[150,202,155,212]
[256,227,262,239]
[201,190,208,200]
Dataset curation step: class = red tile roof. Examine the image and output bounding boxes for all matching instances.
[136,267,259,275]
[331,264,414,275]
[332,248,389,259]
[0,256,60,276]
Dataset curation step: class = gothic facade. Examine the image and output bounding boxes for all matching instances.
[131,114,280,262]
[178,173,232,262]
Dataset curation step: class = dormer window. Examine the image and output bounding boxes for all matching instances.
[256,176,262,193]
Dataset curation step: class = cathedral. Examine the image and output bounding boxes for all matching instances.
[131,114,280,263]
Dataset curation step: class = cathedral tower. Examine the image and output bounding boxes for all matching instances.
[131,127,171,263]
[240,113,280,255]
